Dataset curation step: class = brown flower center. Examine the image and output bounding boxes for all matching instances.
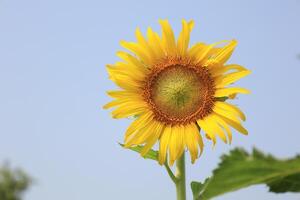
[143,58,216,125]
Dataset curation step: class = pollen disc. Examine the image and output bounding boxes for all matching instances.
[144,63,215,125]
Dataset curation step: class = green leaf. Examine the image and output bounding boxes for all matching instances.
[191,148,300,200]
[191,178,209,198]
[267,171,300,193]
[119,143,158,161]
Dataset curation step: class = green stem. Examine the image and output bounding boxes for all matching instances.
[175,153,186,200]
[164,162,177,183]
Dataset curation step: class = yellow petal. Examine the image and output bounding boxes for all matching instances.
[188,43,207,59]
[197,118,217,145]
[215,101,246,121]
[110,74,142,91]
[194,40,229,64]
[159,125,172,165]
[209,120,228,144]
[124,111,153,142]
[177,19,194,56]
[106,64,145,83]
[215,87,250,97]
[216,114,248,135]
[211,114,232,144]
[184,123,200,163]
[111,102,147,119]
[135,28,156,61]
[198,116,227,143]
[116,51,148,72]
[215,70,251,87]
[178,125,190,153]
[120,41,152,66]
[109,62,146,79]
[194,43,217,64]
[211,40,238,64]
[213,106,240,124]
[210,64,247,77]
[103,98,141,109]
[159,19,177,56]
[106,90,140,99]
[147,27,165,59]
[125,119,158,147]
[168,125,185,166]
[191,124,204,155]
[140,122,164,156]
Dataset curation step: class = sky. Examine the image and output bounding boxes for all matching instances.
[0,0,300,199]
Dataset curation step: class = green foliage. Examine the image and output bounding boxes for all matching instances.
[267,164,300,193]
[120,144,300,199]
[0,164,31,200]
[214,97,228,102]
[119,143,158,161]
[191,148,300,200]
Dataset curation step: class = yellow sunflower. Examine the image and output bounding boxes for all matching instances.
[104,19,250,165]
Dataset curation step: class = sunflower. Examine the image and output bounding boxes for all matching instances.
[104,19,250,165]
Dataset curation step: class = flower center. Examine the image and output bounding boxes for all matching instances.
[144,59,215,125]
[151,66,203,118]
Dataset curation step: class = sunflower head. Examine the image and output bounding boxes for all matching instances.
[104,19,250,165]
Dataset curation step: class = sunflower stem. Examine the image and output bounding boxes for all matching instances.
[164,162,178,183]
[175,153,186,200]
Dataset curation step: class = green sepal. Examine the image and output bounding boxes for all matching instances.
[119,143,158,161]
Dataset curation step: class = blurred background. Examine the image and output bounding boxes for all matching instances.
[0,0,299,199]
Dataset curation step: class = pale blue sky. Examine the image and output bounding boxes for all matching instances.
[0,0,300,199]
